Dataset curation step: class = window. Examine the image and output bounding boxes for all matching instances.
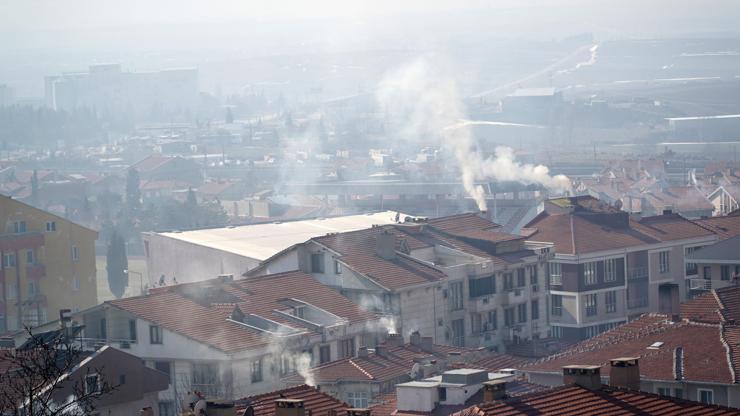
[703,266,712,280]
[119,374,126,385]
[504,273,514,291]
[293,306,305,319]
[487,310,497,331]
[551,326,563,338]
[6,283,17,301]
[310,253,324,273]
[339,338,355,358]
[469,275,496,298]
[470,313,482,334]
[517,269,526,287]
[721,265,730,281]
[319,345,331,364]
[71,246,80,262]
[504,307,515,327]
[673,388,683,399]
[451,319,464,346]
[13,221,27,234]
[28,281,37,297]
[659,251,670,274]
[280,354,294,376]
[347,392,368,408]
[334,260,342,274]
[531,299,539,320]
[26,250,34,264]
[585,294,597,316]
[251,358,263,383]
[549,263,562,286]
[84,374,101,395]
[529,265,538,285]
[656,387,669,396]
[129,319,137,341]
[154,361,171,383]
[699,389,714,405]
[517,303,527,323]
[551,294,562,316]
[605,291,617,313]
[45,221,57,232]
[3,253,16,268]
[448,281,463,310]
[72,276,80,291]
[685,247,700,275]
[604,258,618,282]
[191,364,218,391]
[583,262,597,285]
[149,325,163,344]
[438,387,447,401]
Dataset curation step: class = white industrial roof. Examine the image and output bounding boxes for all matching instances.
[666,114,740,121]
[154,211,407,261]
[508,87,557,97]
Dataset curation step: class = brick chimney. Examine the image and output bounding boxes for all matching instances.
[482,380,507,402]
[420,337,434,353]
[375,229,397,260]
[609,357,640,391]
[410,331,421,347]
[275,399,305,416]
[385,333,404,347]
[346,409,371,416]
[357,346,369,358]
[563,365,602,390]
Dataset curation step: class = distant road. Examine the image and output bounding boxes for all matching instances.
[470,43,595,100]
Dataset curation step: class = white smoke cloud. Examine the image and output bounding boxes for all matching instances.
[264,330,316,387]
[376,58,572,210]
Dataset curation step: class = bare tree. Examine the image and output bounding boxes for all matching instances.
[0,326,118,416]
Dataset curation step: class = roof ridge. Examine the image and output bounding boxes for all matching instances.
[720,322,738,383]
[348,358,375,380]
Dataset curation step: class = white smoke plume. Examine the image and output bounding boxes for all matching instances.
[376,58,572,210]
[264,330,316,387]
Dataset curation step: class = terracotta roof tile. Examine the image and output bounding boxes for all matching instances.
[695,216,740,240]
[235,384,348,416]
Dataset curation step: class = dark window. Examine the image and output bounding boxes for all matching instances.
[674,388,683,399]
[99,319,107,340]
[504,307,515,327]
[451,319,464,346]
[551,295,563,316]
[13,221,27,234]
[531,299,539,320]
[159,402,175,416]
[26,250,34,264]
[85,374,100,394]
[517,269,526,287]
[529,266,538,285]
[517,303,527,323]
[310,253,325,273]
[129,319,137,341]
[469,275,496,298]
[251,358,263,383]
[703,266,712,279]
[338,338,355,358]
[438,387,447,401]
[319,345,331,364]
[334,260,342,274]
[150,325,163,344]
[154,361,171,383]
[487,310,497,330]
[721,265,730,281]
[119,374,126,385]
[585,294,597,316]
[504,273,514,291]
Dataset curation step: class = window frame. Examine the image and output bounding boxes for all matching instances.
[604,258,618,282]
[251,358,263,383]
[551,294,563,316]
[310,253,325,273]
[71,245,80,262]
[45,221,57,232]
[531,299,539,320]
[605,291,617,313]
[549,263,562,286]
[698,388,714,405]
[659,251,670,274]
[149,325,163,345]
[517,303,527,323]
[583,262,597,286]
[84,373,101,395]
[585,294,598,316]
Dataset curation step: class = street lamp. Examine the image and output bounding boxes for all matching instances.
[123,269,144,296]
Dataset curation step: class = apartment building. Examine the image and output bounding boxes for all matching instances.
[524,196,717,341]
[247,213,553,353]
[21,272,382,416]
[0,195,97,333]
[685,235,740,293]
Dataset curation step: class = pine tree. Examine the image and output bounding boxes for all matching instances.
[125,168,141,213]
[225,107,234,124]
[105,229,128,298]
[30,169,39,207]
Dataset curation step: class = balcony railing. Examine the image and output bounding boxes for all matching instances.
[78,337,138,350]
[627,267,648,280]
[627,297,649,309]
[689,278,712,291]
[549,275,562,286]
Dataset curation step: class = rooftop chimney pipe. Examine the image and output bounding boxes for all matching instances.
[609,357,640,391]
[275,399,306,416]
[483,380,507,402]
[563,365,602,390]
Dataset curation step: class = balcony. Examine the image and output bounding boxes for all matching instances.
[627,297,649,309]
[78,337,138,350]
[0,231,44,251]
[627,267,648,281]
[26,264,45,279]
[549,275,562,286]
[689,278,713,291]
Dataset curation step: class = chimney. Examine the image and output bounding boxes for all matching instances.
[358,346,369,358]
[410,331,421,347]
[275,399,305,416]
[205,400,237,416]
[482,380,507,402]
[563,365,602,390]
[59,309,72,329]
[662,205,673,215]
[346,409,371,416]
[420,337,434,353]
[375,229,397,260]
[385,333,403,347]
[375,346,388,358]
[139,407,154,416]
[609,357,640,391]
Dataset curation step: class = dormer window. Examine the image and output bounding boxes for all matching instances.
[293,306,305,319]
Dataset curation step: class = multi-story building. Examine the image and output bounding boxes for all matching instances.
[21,272,383,416]
[247,213,553,353]
[685,235,740,294]
[524,196,717,341]
[0,195,97,332]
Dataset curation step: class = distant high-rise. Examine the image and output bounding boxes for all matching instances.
[44,64,198,121]
[0,84,15,107]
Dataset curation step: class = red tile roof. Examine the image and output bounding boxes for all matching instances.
[695,216,740,240]
[525,314,737,385]
[108,271,377,353]
[235,384,348,416]
[463,384,740,416]
[130,155,175,172]
[684,286,740,325]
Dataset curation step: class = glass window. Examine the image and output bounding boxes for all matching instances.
[529,265,538,285]
[685,246,700,275]
[659,251,670,274]
[310,253,325,273]
[585,294,597,316]
[504,307,515,327]
[584,262,597,285]
[85,374,100,395]
[469,275,495,298]
[334,260,342,274]
[3,253,16,268]
[46,221,57,232]
[699,389,714,405]
[26,250,34,264]
[150,325,163,344]
[517,303,527,323]
[129,319,137,341]
[551,326,563,338]
[531,299,539,320]
[154,361,171,383]
[487,310,497,331]
[6,283,17,300]
[448,281,464,310]
[605,291,617,313]
[72,276,80,291]
[703,266,712,279]
[551,294,562,316]
[470,313,482,334]
[251,358,263,383]
[13,221,27,234]
[516,269,526,287]
[319,345,331,364]
[604,258,618,282]
[159,402,175,416]
[451,319,464,346]
[71,246,80,261]
[347,392,368,408]
[549,263,562,285]
[673,388,683,399]
[504,273,514,291]
[721,265,730,281]
[338,338,355,358]
[657,387,669,396]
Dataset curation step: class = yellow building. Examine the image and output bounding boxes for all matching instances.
[0,195,97,333]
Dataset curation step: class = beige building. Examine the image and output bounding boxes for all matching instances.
[685,235,740,293]
[0,195,97,332]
